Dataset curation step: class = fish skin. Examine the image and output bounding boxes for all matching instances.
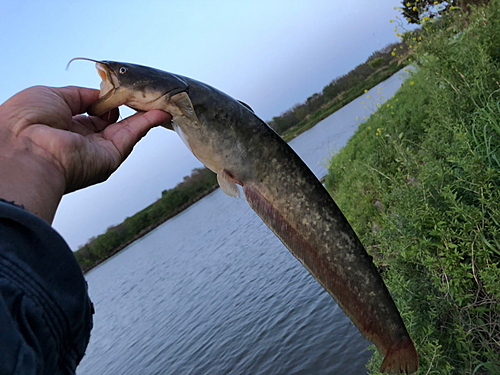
[87,61,418,374]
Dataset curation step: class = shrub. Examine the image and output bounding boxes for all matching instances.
[327,2,500,373]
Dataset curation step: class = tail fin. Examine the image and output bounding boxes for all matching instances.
[380,338,419,374]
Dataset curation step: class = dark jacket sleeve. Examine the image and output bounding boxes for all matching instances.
[0,200,93,375]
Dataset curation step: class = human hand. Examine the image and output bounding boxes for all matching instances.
[0,86,171,223]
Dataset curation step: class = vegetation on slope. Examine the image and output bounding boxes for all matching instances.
[74,167,217,272]
[269,42,411,142]
[325,2,500,373]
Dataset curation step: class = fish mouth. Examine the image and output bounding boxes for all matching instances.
[95,62,118,100]
[67,57,128,116]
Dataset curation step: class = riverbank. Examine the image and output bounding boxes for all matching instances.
[325,2,500,373]
[75,168,218,272]
[78,185,219,273]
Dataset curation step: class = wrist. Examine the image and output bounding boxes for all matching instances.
[0,144,66,224]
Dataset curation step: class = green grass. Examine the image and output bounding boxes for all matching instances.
[325,3,500,374]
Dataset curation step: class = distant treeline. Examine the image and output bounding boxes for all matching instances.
[269,41,410,141]
[74,167,217,272]
[74,40,411,273]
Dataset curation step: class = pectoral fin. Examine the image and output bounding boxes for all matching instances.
[170,92,200,123]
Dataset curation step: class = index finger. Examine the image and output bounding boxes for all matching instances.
[52,86,101,116]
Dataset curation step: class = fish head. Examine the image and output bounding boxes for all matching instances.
[68,59,189,116]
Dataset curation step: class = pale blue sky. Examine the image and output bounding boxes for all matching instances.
[0,0,409,249]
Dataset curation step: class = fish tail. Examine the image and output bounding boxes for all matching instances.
[380,337,419,374]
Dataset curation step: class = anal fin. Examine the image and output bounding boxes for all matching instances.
[242,183,312,268]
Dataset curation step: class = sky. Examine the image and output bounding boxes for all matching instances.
[0,0,409,249]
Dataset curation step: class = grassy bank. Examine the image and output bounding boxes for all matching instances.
[325,3,500,373]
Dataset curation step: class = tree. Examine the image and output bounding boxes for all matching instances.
[401,0,489,24]
[401,0,445,24]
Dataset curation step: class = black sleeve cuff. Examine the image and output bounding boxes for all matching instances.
[0,199,93,374]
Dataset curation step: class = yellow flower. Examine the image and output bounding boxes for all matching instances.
[450,5,455,9]
[387,104,390,107]
[366,95,370,98]
[378,87,381,90]
[409,45,413,48]
[406,2,410,6]
[412,6,416,11]
[434,1,438,4]
[377,103,381,107]
[364,116,367,119]
[362,101,365,104]
[392,52,396,56]
[355,117,358,120]
[394,6,397,10]
[410,81,415,85]
[396,33,401,37]
[405,68,408,72]
[390,19,393,23]
[408,18,411,22]
[364,89,368,93]
[368,126,371,130]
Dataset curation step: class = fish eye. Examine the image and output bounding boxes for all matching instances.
[119,67,127,74]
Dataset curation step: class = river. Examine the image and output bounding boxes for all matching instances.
[77,70,409,375]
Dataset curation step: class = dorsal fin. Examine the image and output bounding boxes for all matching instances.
[238,100,254,113]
